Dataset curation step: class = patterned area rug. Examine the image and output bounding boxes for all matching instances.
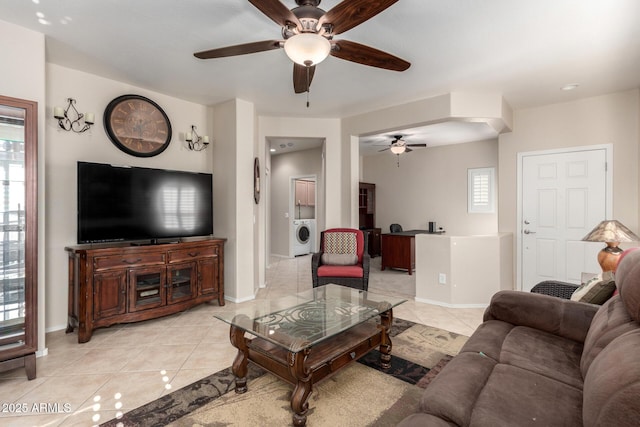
[101,319,468,427]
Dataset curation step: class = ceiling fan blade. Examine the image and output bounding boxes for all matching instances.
[319,0,399,35]
[378,147,390,152]
[293,63,316,94]
[248,0,302,31]
[405,147,413,153]
[331,40,410,71]
[193,40,281,59]
[194,40,282,59]
[407,143,427,147]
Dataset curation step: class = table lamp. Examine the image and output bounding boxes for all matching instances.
[582,220,640,272]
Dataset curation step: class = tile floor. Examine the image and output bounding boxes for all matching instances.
[0,255,485,427]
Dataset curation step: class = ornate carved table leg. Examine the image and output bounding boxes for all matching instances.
[289,348,312,427]
[379,308,393,369]
[230,324,249,393]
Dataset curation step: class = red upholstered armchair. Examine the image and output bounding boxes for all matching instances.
[311,228,370,291]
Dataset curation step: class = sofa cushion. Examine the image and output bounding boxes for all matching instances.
[469,364,583,427]
[570,271,616,304]
[583,329,640,426]
[499,325,584,389]
[460,320,584,389]
[316,264,363,278]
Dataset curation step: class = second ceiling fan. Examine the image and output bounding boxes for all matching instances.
[379,135,427,154]
[194,0,411,95]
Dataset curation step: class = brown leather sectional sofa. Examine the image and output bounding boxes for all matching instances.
[398,248,640,426]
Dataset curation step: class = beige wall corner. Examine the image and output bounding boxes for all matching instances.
[415,233,512,307]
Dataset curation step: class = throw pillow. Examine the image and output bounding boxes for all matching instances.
[323,232,357,255]
[570,271,616,304]
[321,253,358,265]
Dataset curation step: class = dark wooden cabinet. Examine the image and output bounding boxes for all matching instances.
[66,238,225,343]
[94,270,128,318]
[198,256,219,296]
[381,230,441,275]
[363,228,381,257]
[359,182,376,226]
[359,182,380,257]
[381,233,416,274]
[0,96,38,380]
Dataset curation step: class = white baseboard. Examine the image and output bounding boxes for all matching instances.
[414,296,488,309]
[223,293,256,304]
[46,324,68,333]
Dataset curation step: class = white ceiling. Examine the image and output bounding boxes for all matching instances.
[2,0,639,151]
[359,121,500,156]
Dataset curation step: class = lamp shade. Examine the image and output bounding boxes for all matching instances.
[284,34,331,66]
[582,220,639,271]
[581,220,640,243]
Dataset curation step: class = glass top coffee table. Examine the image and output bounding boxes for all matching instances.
[214,284,406,426]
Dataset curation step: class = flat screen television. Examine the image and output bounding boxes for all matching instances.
[77,161,213,244]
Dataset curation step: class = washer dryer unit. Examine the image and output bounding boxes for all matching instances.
[292,219,312,256]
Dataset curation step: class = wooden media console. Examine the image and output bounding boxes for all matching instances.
[66,238,225,343]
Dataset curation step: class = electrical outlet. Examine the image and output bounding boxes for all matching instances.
[439,273,447,285]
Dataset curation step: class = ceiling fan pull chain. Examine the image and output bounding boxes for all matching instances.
[305,60,312,108]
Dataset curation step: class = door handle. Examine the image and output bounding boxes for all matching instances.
[523,229,536,234]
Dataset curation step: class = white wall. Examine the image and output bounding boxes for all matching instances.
[362,139,498,235]
[0,20,47,352]
[498,89,640,284]
[46,64,213,331]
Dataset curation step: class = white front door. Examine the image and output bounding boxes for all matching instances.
[520,147,609,292]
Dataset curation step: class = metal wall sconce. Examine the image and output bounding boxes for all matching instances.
[53,98,94,133]
[185,125,210,151]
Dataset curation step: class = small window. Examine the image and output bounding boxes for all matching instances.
[468,167,495,213]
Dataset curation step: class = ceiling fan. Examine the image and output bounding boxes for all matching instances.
[194,0,410,97]
[379,135,427,154]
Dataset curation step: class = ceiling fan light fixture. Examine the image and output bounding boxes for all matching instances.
[390,145,405,154]
[284,33,331,66]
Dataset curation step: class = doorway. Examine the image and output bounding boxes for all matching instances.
[517,145,612,292]
[290,176,316,257]
[267,140,324,259]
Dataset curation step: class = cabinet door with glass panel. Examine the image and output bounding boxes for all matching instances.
[0,95,38,380]
[167,263,196,304]
[128,267,166,312]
